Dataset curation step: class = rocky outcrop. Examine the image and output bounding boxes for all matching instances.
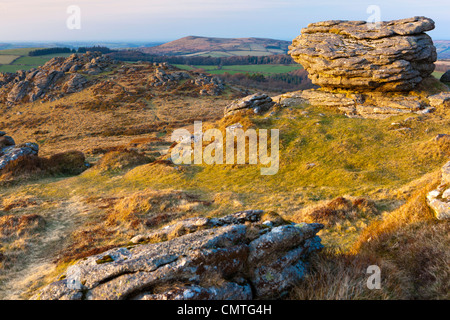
[224,93,275,117]
[289,16,437,91]
[147,62,225,96]
[281,17,449,119]
[0,133,39,170]
[0,52,113,105]
[427,161,450,220]
[273,89,437,119]
[62,74,89,94]
[32,210,323,300]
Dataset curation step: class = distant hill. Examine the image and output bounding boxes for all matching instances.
[435,40,450,60]
[139,36,291,57]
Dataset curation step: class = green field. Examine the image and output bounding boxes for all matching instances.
[0,48,72,73]
[432,71,444,79]
[174,64,303,75]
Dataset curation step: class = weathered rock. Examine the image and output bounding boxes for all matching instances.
[0,52,115,105]
[273,89,430,119]
[427,161,450,220]
[32,210,323,300]
[428,92,450,108]
[224,93,275,116]
[289,16,437,91]
[63,74,88,94]
[0,138,39,170]
[440,70,450,83]
[7,80,30,103]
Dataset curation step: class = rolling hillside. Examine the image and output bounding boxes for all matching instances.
[434,40,450,59]
[139,36,291,57]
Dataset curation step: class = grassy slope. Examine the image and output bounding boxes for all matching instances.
[0,58,449,299]
[7,100,449,249]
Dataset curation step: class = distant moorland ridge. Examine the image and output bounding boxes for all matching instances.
[138,36,291,57]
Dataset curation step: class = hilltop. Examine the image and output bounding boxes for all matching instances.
[138,36,291,57]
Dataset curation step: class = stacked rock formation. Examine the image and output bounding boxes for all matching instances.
[281,17,448,118]
[289,16,437,91]
[0,132,39,170]
[33,210,323,300]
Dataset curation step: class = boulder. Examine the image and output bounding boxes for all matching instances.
[32,210,323,300]
[427,161,450,220]
[289,17,437,91]
[440,70,450,83]
[0,140,39,171]
[0,135,15,149]
[7,81,30,103]
[63,74,88,94]
[224,93,275,116]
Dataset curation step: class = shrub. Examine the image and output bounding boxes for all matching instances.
[0,151,87,182]
[95,149,154,172]
[294,196,378,226]
[47,151,86,175]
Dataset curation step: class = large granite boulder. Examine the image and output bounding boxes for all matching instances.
[32,210,323,300]
[289,16,437,91]
[427,161,450,220]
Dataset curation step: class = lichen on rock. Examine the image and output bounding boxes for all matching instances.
[32,210,323,300]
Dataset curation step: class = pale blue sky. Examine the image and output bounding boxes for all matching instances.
[0,0,448,42]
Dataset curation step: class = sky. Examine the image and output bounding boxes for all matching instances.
[0,0,449,43]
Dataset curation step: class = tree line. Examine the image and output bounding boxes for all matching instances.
[28,46,116,56]
[217,69,316,93]
[107,50,295,66]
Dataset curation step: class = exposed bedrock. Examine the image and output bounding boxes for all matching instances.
[33,210,324,300]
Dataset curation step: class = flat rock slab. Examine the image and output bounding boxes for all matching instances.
[33,210,323,300]
[273,89,434,119]
[224,93,275,116]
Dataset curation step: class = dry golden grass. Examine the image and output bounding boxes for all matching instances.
[0,214,46,273]
[106,189,211,228]
[290,173,449,300]
[293,196,378,226]
[353,175,438,250]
